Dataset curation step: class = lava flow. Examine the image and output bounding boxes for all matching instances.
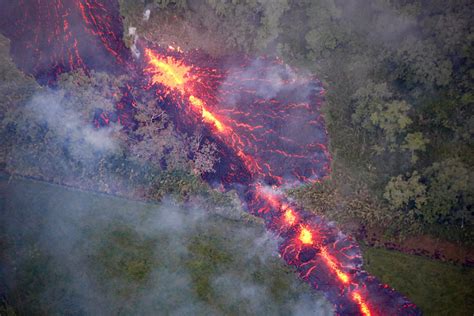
[142,47,421,315]
[143,46,330,186]
[0,0,129,84]
[0,1,421,314]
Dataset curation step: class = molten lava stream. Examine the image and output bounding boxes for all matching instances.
[252,186,373,315]
[143,46,420,316]
[143,47,330,185]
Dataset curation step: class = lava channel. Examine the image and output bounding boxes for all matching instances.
[141,46,422,315]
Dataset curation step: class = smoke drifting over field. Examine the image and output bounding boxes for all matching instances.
[0,180,333,315]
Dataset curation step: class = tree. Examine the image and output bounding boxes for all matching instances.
[189,133,219,175]
[303,0,345,59]
[254,0,289,51]
[384,171,427,212]
[395,36,453,87]
[352,81,413,151]
[131,99,219,175]
[423,159,473,227]
[131,100,189,171]
[401,132,429,163]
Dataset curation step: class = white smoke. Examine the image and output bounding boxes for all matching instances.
[143,9,151,21]
[27,89,118,157]
[128,26,140,59]
[219,58,309,108]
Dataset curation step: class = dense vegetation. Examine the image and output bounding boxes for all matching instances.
[119,0,473,244]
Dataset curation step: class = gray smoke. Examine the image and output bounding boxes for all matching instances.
[0,179,333,315]
[26,89,119,156]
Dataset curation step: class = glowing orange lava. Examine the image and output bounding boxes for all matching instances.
[145,48,191,93]
[189,95,226,132]
[299,226,313,245]
[352,291,372,316]
[142,48,402,316]
[1,0,419,310]
[145,49,229,134]
[284,208,296,226]
[320,247,350,284]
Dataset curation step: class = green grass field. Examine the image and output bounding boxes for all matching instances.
[0,176,332,315]
[363,247,474,315]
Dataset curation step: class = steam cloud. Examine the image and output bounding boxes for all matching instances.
[220,59,313,107]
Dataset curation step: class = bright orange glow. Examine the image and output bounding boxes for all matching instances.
[145,49,228,133]
[189,95,225,132]
[144,47,319,187]
[144,48,282,179]
[284,208,296,226]
[145,48,191,93]
[141,47,410,316]
[299,226,313,245]
[320,247,350,284]
[352,291,372,316]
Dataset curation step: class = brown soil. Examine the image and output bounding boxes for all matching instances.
[353,224,474,266]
